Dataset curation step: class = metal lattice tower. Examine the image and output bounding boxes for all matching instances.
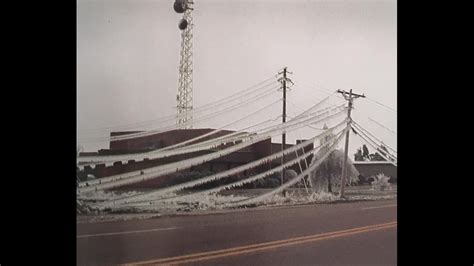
[176,2,194,129]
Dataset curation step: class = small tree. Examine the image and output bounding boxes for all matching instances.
[310,125,359,193]
[354,148,364,161]
[358,144,393,162]
[371,173,392,191]
[354,144,371,161]
[362,144,370,160]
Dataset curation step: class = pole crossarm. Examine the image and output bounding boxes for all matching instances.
[336,88,365,198]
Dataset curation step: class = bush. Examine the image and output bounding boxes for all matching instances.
[371,173,392,191]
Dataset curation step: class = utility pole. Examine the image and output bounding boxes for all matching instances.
[337,89,365,198]
[278,67,293,191]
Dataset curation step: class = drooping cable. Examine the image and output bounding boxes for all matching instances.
[77,98,343,167]
[228,126,348,207]
[78,106,346,191]
[352,120,397,155]
[351,123,397,161]
[368,117,397,135]
[100,121,347,207]
[78,74,279,134]
[157,98,282,152]
[77,108,347,193]
[351,126,397,166]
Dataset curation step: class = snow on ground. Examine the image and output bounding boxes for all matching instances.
[114,193,248,213]
[77,185,397,223]
[77,190,143,202]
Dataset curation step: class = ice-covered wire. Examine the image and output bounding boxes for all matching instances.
[77,116,280,169]
[107,85,280,141]
[365,96,397,113]
[291,79,346,102]
[77,104,345,169]
[368,117,397,135]
[227,126,348,207]
[118,130,342,208]
[79,84,279,143]
[351,123,397,161]
[78,75,279,134]
[175,102,344,152]
[77,109,347,193]
[77,100,345,167]
[99,122,347,207]
[351,120,397,155]
[145,98,282,152]
[78,107,346,191]
[155,130,344,204]
[351,126,397,166]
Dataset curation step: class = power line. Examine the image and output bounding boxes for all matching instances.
[77,103,347,169]
[101,122,348,207]
[368,117,397,135]
[351,124,397,161]
[78,75,278,134]
[107,85,280,142]
[78,84,280,142]
[158,98,282,152]
[351,126,397,166]
[229,127,348,207]
[351,120,397,155]
[117,124,347,206]
[365,96,397,113]
[77,107,348,192]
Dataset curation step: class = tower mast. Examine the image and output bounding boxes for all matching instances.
[174,0,194,128]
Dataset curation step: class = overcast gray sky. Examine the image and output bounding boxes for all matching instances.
[77,0,397,157]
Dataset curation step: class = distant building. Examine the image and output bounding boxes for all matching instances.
[352,161,397,183]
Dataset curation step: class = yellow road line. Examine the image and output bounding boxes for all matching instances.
[123,221,397,265]
[361,204,397,210]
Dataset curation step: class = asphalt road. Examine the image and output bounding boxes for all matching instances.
[77,199,397,265]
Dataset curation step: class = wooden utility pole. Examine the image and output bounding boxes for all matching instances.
[278,67,293,191]
[337,89,365,198]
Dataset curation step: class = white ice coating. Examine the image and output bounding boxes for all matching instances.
[352,120,397,156]
[88,121,346,209]
[107,85,279,142]
[113,127,346,208]
[156,99,282,152]
[78,83,279,144]
[78,76,278,136]
[166,103,341,154]
[353,126,397,166]
[227,127,347,207]
[77,99,340,168]
[352,123,397,162]
[77,107,346,192]
[77,104,344,184]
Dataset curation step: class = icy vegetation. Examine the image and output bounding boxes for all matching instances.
[370,173,392,191]
[77,190,142,202]
[309,150,360,192]
[109,191,343,213]
[260,190,340,206]
[115,193,249,213]
[78,185,397,219]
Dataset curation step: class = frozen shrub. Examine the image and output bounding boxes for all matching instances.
[371,173,392,191]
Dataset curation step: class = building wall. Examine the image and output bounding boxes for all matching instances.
[353,162,397,183]
[110,129,240,151]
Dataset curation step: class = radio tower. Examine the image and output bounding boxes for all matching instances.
[174,0,194,129]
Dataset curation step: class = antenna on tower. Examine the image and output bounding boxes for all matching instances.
[173,0,194,129]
